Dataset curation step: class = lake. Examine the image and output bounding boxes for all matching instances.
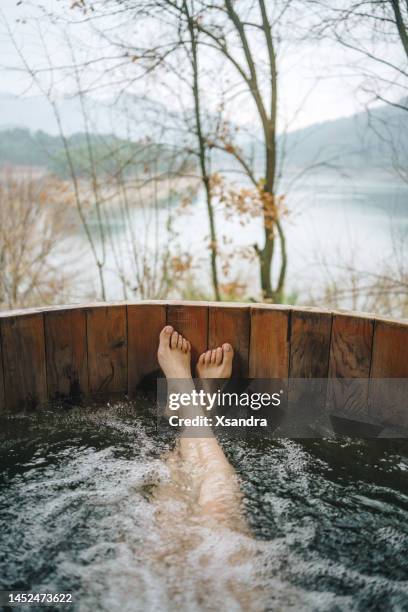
[69,168,408,309]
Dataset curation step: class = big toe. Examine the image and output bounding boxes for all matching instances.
[159,325,173,348]
[222,343,233,365]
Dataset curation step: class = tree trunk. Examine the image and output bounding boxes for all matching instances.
[259,229,274,300]
[184,0,220,301]
[258,0,286,303]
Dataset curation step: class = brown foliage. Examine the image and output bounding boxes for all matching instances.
[0,169,75,309]
[210,173,288,236]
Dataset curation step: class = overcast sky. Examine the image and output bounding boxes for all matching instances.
[0,0,403,132]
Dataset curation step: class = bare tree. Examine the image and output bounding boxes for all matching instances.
[3,17,109,300]
[0,169,74,309]
[66,0,294,302]
[311,0,408,179]
[180,0,221,300]
[3,8,200,302]
[162,0,290,302]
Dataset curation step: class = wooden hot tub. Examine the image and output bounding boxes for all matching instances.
[0,301,407,431]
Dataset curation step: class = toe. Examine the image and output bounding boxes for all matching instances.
[205,350,212,366]
[171,331,179,349]
[178,334,183,350]
[198,352,205,364]
[186,341,191,354]
[211,349,217,364]
[215,346,223,365]
[159,325,173,347]
[222,343,233,361]
[182,338,188,353]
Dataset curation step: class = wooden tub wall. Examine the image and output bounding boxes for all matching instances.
[0,302,407,429]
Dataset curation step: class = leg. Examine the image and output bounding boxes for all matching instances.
[152,330,256,609]
[192,343,247,531]
[157,328,247,532]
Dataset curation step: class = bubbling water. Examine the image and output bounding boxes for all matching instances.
[1,400,408,611]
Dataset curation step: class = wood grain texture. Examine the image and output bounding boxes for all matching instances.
[289,310,333,378]
[128,303,166,393]
[287,310,332,433]
[167,304,208,365]
[0,301,407,429]
[87,306,127,396]
[208,306,250,377]
[249,307,290,378]
[327,314,374,418]
[44,308,88,403]
[369,320,408,428]
[1,314,47,411]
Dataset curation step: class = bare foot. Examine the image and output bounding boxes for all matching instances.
[196,343,234,379]
[157,325,191,378]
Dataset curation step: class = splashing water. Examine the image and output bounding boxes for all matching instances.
[1,399,408,611]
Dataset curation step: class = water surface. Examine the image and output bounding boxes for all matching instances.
[1,400,408,611]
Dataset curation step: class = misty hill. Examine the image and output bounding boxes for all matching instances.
[0,91,406,171]
[0,92,174,141]
[280,101,408,169]
[0,128,185,178]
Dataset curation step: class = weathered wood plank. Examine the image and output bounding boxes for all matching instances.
[167,304,208,366]
[289,310,332,378]
[87,306,127,396]
[1,314,47,412]
[287,310,332,434]
[0,300,407,426]
[247,307,289,433]
[327,314,374,419]
[44,308,88,403]
[208,306,250,377]
[249,307,290,378]
[369,320,408,428]
[128,303,166,393]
